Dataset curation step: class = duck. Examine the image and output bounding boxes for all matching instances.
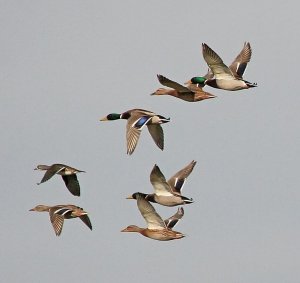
[121,193,184,241]
[100,108,170,155]
[151,74,216,102]
[127,160,196,207]
[35,163,85,196]
[29,204,92,236]
[186,42,257,91]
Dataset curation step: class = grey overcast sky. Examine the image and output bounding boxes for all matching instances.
[1,1,300,282]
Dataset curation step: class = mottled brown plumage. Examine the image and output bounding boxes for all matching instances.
[152,75,216,102]
[121,193,184,241]
[29,204,92,236]
[35,163,85,196]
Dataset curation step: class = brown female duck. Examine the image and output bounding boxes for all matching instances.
[151,74,216,102]
[35,163,85,196]
[121,193,184,241]
[29,204,92,236]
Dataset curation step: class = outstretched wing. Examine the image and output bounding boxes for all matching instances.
[147,124,164,151]
[79,215,92,231]
[202,43,234,80]
[150,164,173,196]
[126,115,151,155]
[136,194,166,230]
[168,160,197,194]
[164,207,184,229]
[49,207,66,236]
[38,164,64,184]
[229,42,252,79]
[62,175,80,196]
[157,74,190,93]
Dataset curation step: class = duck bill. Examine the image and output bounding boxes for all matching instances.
[99,117,108,121]
[126,195,134,199]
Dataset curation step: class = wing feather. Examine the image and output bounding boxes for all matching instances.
[229,42,252,79]
[136,194,166,230]
[62,175,80,196]
[38,165,64,184]
[168,161,197,194]
[157,74,190,93]
[49,208,65,236]
[202,43,235,80]
[147,124,164,150]
[164,207,184,229]
[150,164,173,196]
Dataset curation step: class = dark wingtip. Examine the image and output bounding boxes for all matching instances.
[202,43,208,50]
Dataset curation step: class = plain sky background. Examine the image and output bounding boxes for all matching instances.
[1,1,300,282]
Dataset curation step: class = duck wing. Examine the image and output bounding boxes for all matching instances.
[168,160,197,194]
[49,206,66,236]
[164,207,184,229]
[147,124,164,151]
[61,174,81,196]
[79,215,92,231]
[150,164,174,196]
[202,43,235,80]
[229,42,252,79]
[38,164,65,184]
[157,74,191,93]
[126,115,152,155]
[136,194,166,230]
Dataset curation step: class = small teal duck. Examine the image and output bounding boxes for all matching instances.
[100,108,170,155]
[29,204,92,236]
[151,74,216,102]
[127,161,196,207]
[121,193,184,241]
[35,164,85,196]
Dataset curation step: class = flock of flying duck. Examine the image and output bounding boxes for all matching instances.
[30,42,257,240]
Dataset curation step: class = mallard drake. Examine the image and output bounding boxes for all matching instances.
[121,193,184,241]
[151,74,216,102]
[35,164,85,196]
[100,108,170,155]
[29,204,92,236]
[186,42,257,91]
[127,161,196,207]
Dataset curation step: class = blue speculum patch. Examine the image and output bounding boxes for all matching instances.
[135,116,149,128]
[174,179,184,191]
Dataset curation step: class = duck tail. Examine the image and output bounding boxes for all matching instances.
[245,81,257,88]
[182,196,194,204]
[157,115,171,124]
